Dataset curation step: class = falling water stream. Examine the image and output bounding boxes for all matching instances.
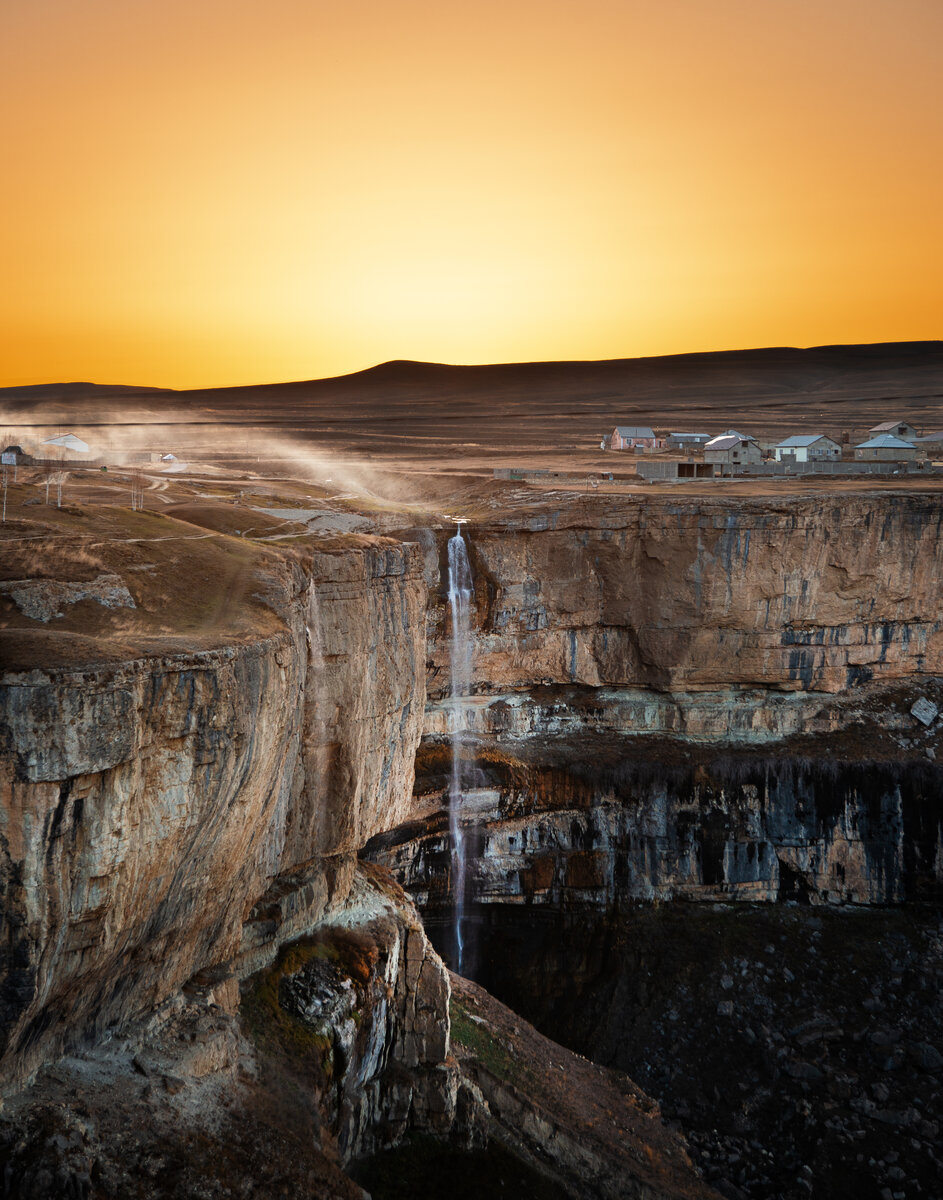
[447,524,475,973]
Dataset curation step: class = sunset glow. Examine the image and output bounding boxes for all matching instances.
[2,0,941,387]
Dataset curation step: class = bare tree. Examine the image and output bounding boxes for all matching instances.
[130,469,146,511]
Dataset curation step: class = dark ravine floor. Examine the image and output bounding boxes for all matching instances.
[352,1135,574,1200]
[430,902,943,1200]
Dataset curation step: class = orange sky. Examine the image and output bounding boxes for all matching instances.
[2,0,941,388]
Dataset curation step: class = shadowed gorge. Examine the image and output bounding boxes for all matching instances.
[2,393,943,1197]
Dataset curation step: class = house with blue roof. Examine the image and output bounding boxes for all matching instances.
[855,434,919,461]
[773,434,841,463]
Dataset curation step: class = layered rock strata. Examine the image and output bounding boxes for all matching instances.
[369,742,943,921]
[424,494,943,734]
[376,493,943,933]
[0,538,426,1085]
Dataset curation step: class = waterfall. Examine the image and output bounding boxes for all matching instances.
[305,582,325,672]
[447,524,474,973]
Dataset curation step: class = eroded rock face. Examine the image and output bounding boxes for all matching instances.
[386,493,943,940]
[242,863,459,1161]
[368,742,943,925]
[0,865,463,1196]
[426,495,943,723]
[0,539,427,1085]
[0,575,136,623]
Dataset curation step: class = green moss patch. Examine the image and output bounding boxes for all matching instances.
[449,998,532,1089]
[241,939,342,1074]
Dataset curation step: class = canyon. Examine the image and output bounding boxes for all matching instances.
[2,469,943,1199]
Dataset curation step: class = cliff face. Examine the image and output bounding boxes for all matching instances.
[0,864,465,1196]
[371,493,943,927]
[4,485,943,1191]
[369,744,943,920]
[0,539,427,1084]
[427,494,943,707]
[242,862,459,1163]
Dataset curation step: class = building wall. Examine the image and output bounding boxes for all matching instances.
[872,423,918,441]
[775,442,840,464]
[611,430,660,450]
[705,443,763,465]
[855,446,919,461]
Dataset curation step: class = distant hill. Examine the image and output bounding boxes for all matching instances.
[2,342,941,452]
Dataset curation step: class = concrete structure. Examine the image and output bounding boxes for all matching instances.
[667,432,711,450]
[610,425,660,450]
[855,434,920,461]
[703,434,762,466]
[635,460,716,481]
[774,435,841,463]
[869,420,918,441]
[914,431,943,454]
[727,460,925,477]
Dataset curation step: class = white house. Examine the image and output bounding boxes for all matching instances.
[774,435,841,463]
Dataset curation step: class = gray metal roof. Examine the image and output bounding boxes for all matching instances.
[613,425,656,439]
[869,420,915,433]
[776,434,836,447]
[856,434,915,449]
[704,435,741,451]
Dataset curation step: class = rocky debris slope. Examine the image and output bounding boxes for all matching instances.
[445,972,719,1200]
[0,865,457,1198]
[0,866,717,1200]
[471,902,943,1200]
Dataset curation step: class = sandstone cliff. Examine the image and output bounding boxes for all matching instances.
[426,493,943,706]
[374,491,943,924]
[0,537,426,1085]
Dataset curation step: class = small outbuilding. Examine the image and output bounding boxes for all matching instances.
[855,434,919,461]
[1,444,31,465]
[667,432,711,450]
[703,433,762,466]
[610,425,660,450]
[913,431,943,454]
[774,435,841,463]
[868,420,918,442]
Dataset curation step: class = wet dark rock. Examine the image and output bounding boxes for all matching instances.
[909,1042,943,1073]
